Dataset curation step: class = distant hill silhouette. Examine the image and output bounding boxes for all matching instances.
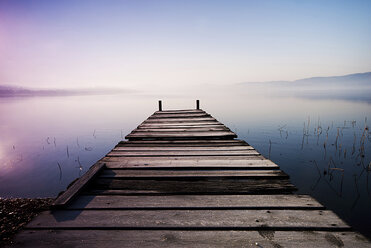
[238,72,371,87]
[236,72,371,102]
[0,85,132,97]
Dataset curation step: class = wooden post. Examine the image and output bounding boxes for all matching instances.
[158,100,162,111]
[196,100,200,110]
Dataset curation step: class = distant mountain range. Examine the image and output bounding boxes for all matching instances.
[237,72,371,102]
[0,85,132,97]
[1,72,370,99]
[238,72,371,87]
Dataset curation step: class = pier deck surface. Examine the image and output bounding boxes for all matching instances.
[9,109,371,247]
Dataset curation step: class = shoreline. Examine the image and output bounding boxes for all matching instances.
[0,198,53,247]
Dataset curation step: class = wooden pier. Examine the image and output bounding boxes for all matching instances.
[9,102,371,247]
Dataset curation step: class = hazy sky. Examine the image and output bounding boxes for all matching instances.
[0,0,370,91]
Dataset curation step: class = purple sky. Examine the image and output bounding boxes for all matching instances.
[0,0,370,91]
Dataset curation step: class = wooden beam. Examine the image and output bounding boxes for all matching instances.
[52,162,106,209]
[26,209,349,230]
[107,150,260,157]
[11,230,369,248]
[99,169,289,179]
[91,178,297,194]
[66,194,324,210]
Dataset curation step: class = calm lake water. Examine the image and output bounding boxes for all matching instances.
[0,92,370,237]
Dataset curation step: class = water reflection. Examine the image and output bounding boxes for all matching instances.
[0,92,370,237]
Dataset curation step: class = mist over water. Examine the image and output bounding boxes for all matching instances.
[0,87,370,237]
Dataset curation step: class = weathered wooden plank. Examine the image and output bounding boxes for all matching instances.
[152,111,207,115]
[105,153,260,158]
[155,109,204,114]
[26,210,349,230]
[154,110,206,114]
[9,230,370,248]
[102,159,278,170]
[91,179,297,193]
[127,131,236,136]
[131,129,232,133]
[140,121,225,126]
[125,136,237,140]
[118,144,250,148]
[137,124,226,129]
[120,139,245,143]
[101,156,270,163]
[133,127,230,132]
[87,189,295,195]
[99,169,288,179]
[119,144,248,147]
[104,164,279,170]
[117,144,249,147]
[141,120,219,125]
[125,132,237,140]
[118,140,247,146]
[113,146,254,151]
[107,150,260,157]
[67,194,323,210]
[52,162,106,208]
[143,117,217,122]
[102,157,277,168]
[149,113,211,118]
